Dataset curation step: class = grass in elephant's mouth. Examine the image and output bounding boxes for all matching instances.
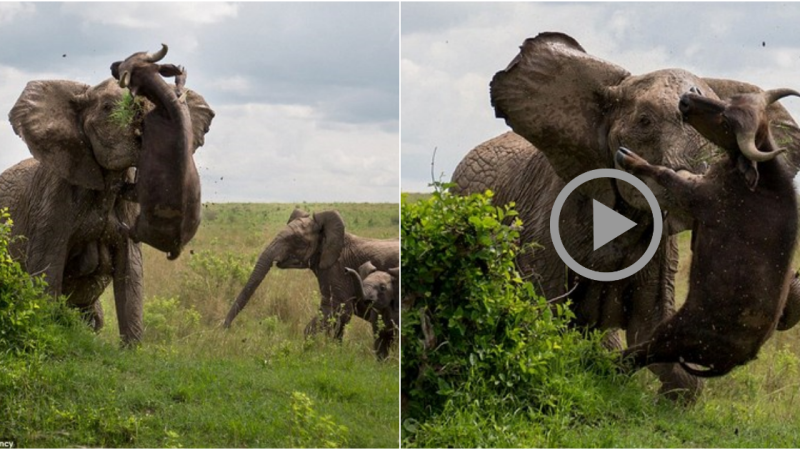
[109,89,145,130]
[0,202,399,448]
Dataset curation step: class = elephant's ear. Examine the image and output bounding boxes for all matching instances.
[9,80,105,190]
[314,210,345,270]
[705,77,800,176]
[288,208,310,223]
[185,90,215,153]
[490,32,630,182]
[358,261,377,281]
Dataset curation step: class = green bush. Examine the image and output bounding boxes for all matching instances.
[0,209,83,356]
[183,250,252,295]
[290,391,349,448]
[143,296,201,343]
[401,186,619,441]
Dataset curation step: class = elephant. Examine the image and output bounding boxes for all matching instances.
[617,88,800,377]
[345,262,400,359]
[223,208,400,359]
[110,44,205,260]
[0,61,214,344]
[451,32,800,400]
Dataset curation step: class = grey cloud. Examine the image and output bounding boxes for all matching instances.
[401,2,800,192]
[0,2,399,202]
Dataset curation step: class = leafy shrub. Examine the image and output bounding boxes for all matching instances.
[0,209,85,355]
[290,391,349,448]
[47,404,139,447]
[401,186,618,430]
[179,250,254,322]
[183,250,252,295]
[143,296,201,343]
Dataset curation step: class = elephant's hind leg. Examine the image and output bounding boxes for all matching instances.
[63,274,111,332]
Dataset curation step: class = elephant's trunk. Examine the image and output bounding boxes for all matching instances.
[223,234,288,328]
[345,267,366,303]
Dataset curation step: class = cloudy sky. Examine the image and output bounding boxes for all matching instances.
[401,2,800,192]
[0,2,399,202]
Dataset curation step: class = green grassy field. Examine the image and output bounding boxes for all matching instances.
[402,192,800,448]
[0,202,399,448]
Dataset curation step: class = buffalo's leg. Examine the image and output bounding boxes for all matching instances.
[624,234,703,402]
[616,147,708,216]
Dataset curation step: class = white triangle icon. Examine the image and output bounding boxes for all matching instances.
[592,200,637,251]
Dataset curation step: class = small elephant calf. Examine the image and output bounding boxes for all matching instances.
[616,88,800,377]
[345,262,399,360]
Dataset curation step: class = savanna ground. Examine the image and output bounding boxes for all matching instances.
[0,203,399,448]
[402,191,800,448]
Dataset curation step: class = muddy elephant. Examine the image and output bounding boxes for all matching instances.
[223,209,400,359]
[0,58,214,344]
[452,32,800,400]
[345,262,399,359]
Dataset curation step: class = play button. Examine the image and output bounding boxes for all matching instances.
[550,169,663,282]
[592,200,637,251]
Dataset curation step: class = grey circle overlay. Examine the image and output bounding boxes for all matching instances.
[549,168,663,282]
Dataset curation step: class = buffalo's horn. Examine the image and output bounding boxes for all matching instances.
[119,71,131,88]
[737,129,785,162]
[145,43,168,63]
[764,88,800,105]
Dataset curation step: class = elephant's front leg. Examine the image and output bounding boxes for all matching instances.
[778,272,800,331]
[112,237,144,345]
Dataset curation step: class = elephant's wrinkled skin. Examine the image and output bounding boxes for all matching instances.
[111,44,210,260]
[345,262,399,359]
[223,209,400,359]
[618,89,800,377]
[1,71,214,344]
[452,32,800,400]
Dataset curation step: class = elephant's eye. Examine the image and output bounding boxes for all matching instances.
[638,114,652,128]
[380,284,387,292]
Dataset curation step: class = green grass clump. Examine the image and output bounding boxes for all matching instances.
[109,89,144,129]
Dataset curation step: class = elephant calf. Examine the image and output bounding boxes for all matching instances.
[223,209,400,359]
[345,262,399,359]
[616,88,800,377]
